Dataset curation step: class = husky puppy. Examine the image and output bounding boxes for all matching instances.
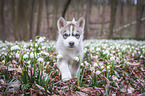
[56,17,85,81]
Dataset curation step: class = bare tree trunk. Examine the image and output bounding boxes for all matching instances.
[62,0,71,18]
[100,2,106,36]
[23,0,29,41]
[136,0,144,40]
[16,0,25,41]
[80,0,84,16]
[113,17,145,33]
[66,0,70,21]
[77,0,80,19]
[15,0,21,41]
[53,0,58,40]
[29,0,35,40]
[36,0,43,36]
[108,0,117,39]
[0,0,6,42]
[126,1,132,34]
[119,0,124,38]
[45,0,50,39]
[10,0,18,41]
[84,0,92,39]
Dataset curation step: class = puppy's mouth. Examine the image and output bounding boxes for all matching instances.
[69,46,75,48]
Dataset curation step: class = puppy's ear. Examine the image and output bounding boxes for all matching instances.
[77,17,85,29]
[57,17,66,30]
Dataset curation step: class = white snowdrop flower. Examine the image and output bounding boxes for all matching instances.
[134,50,137,54]
[110,56,115,61]
[122,47,126,51]
[30,52,34,58]
[12,60,17,64]
[132,46,134,49]
[110,54,113,57]
[15,53,19,58]
[112,51,116,54]
[103,50,109,55]
[37,53,40,56]
[81,63,84,66]
[30,43,33,46]
[47,46,50,49]
[118,52,122,55]
[9,55,12,58]
[132,53,135,57]
[143,49,145,53]
[96,48,101,51]
[101,66,105,69]
[26,52,29,55]
[116,57,120,61]
[42,51,49,56]
[47,61,50,65]
[57,54,63,59]
[2,48,6,51]
[138,51,141,54]
[27,60,31,64]
[23,45,27,48]
[35,43,38,47]
[112,75,119,81]
[23,54,29,59]
[37,57,44,62]
[140,55,144,58]
[90,66,95,72]
[38,47,41,50]
[127,86,134,93]
[32,48,35,51]
[107,66,110,70]
[42,46,46,50]
[4,53,7,56]
[84,61,89,66]
[30,47,32,50]
[2,60,5,64]
[37,37,45,44]
[99,62,103,66]
[11,45,20,50]
[135,48,139,50]
[96,70,101,75]
[90,47,94,52]
[93,63,98,67]
[73,57,79,62]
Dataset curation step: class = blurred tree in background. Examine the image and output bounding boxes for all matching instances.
[0,0,145,41]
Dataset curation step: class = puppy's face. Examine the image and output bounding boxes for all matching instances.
[57,17,85,49]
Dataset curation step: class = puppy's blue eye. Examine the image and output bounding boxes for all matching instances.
[75,34,80,39]
[63,34,69,39]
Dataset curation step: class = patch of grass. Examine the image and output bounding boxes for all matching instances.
[0,37,145,95]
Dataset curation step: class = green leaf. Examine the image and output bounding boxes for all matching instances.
[88,75,93,83]
[5,78,15,94]
[105,84,109,96]
[80,67,85,86]
[114,70,120,77]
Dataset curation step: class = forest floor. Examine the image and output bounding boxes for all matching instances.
[0,37,145,96]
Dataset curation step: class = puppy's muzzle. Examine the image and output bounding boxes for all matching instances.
[69,41,74,47]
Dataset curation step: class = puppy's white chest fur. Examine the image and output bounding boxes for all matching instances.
[56,17,85,81]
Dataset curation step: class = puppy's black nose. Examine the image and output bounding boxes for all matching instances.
[69,41,74,47]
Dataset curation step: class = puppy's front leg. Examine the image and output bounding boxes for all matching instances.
[57,58,72,81]
[71,57,80,77]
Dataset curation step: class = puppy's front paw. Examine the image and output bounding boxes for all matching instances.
[62,74,72,81]
[73,57,79,62]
